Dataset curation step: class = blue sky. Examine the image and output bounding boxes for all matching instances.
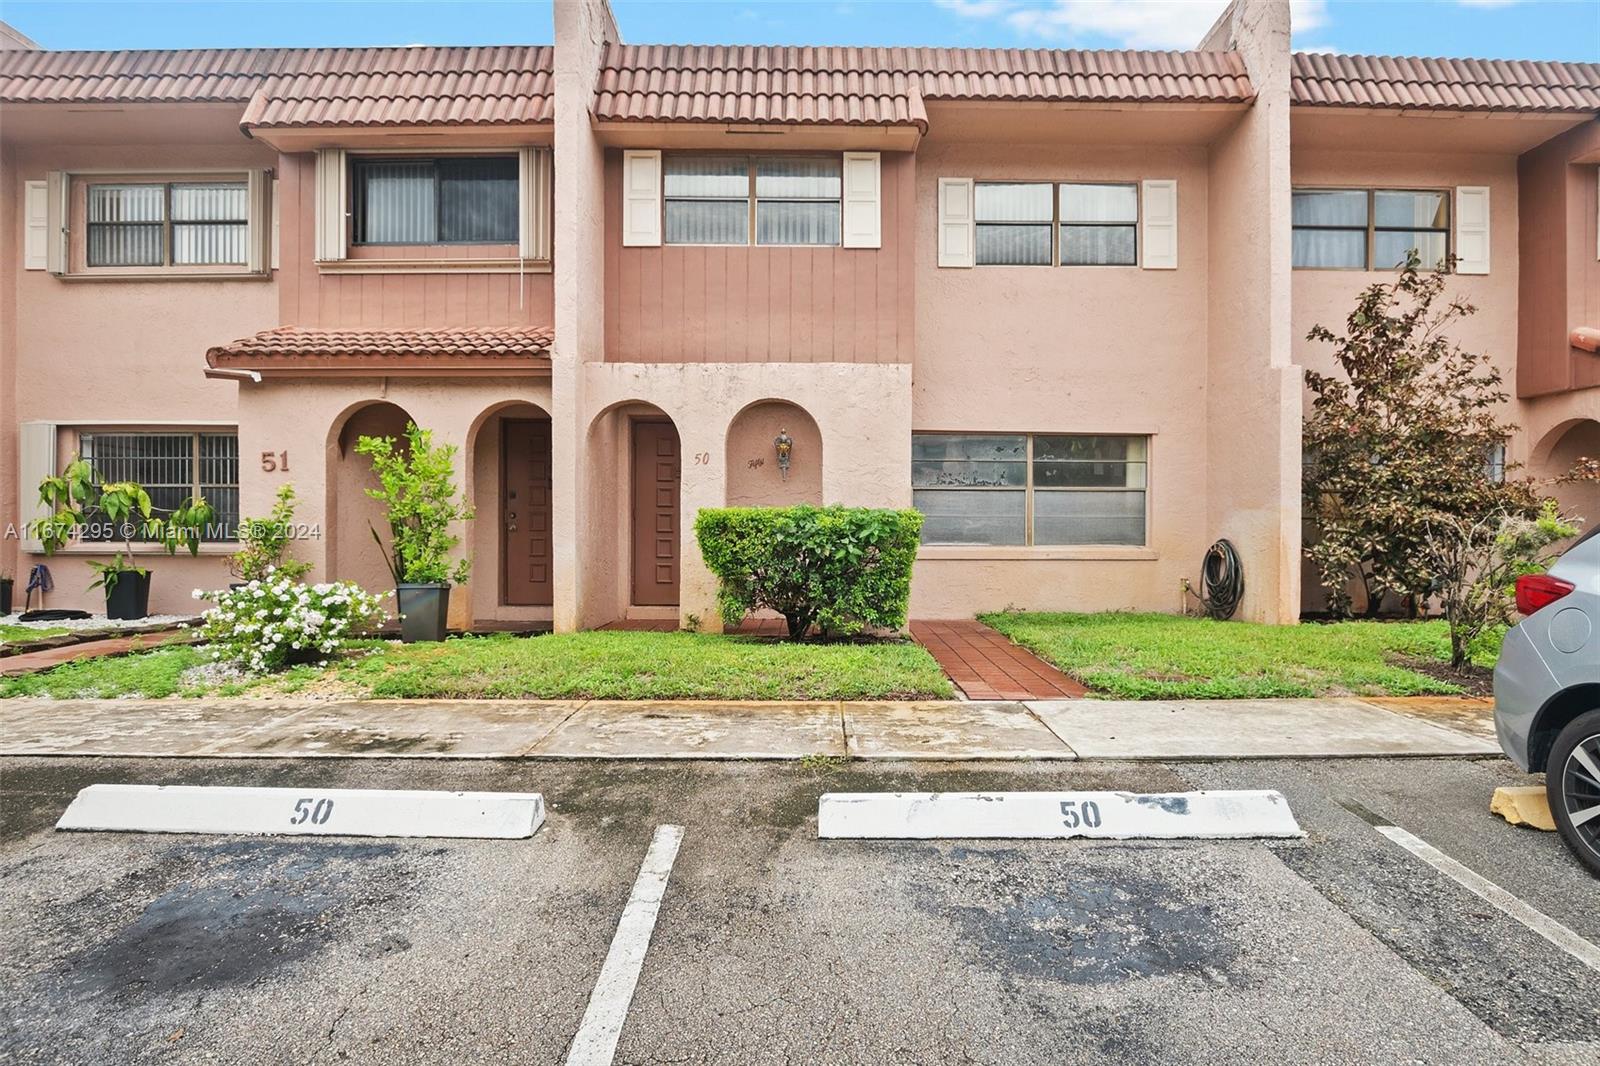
[1,1,1595,61]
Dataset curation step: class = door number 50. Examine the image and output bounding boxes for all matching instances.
[1060,800,1103,830]
[291,797,335,826]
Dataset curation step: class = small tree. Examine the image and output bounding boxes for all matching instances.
[1303,253,1539,616]
[355,423,474,586]
[1422,501,1577,668]
[695,506,923,640]
[230,484,313,583]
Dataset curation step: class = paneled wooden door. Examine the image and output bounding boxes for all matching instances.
[630,420,681,606]
[502,419,553,606]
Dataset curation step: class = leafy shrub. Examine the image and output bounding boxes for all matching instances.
[195,572,387,673]
[230,484,313,583]
[356,423,474,586]
[695,506,923,639]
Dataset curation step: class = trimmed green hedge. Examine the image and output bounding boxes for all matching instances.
[695,505,923,640]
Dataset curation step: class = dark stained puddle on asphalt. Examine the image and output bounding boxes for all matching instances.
[913,848,1241,988]
[60,840,421,1000]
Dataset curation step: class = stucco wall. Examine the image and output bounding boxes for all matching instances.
[908,139,1216,617]
[5,141,279,614]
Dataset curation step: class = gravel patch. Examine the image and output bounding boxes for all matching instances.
[0,613,197,634]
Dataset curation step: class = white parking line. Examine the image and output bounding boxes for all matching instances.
[565,824,685,1066]
[1376,825,1600,974]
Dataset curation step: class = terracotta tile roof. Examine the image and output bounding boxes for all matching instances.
[1292,52,1600,113]
[593,44,1255,130]
[240,45,554,129]
[207,326,554,369]
[0,47,281,103]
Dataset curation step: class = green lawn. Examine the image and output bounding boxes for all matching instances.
[979,612,1499,700]
[0,624,69,646]
[0,631,953,701]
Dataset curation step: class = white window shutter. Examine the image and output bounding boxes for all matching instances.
[271,177,281,270]
[841,152,881,249]
[45,171,68,275]
[519,147,553,260]
[1141,179,1177,270]
[18,421,57,553]
[1455,186,1490,275]
[23,180,47,270]
[622,150,662,248]
[246,168,272,274]
[313,148,347,262]
[937,177,974,268]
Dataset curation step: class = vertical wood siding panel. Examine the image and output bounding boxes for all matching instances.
[726,246,749,362]
[897,154,916,362]
[705,247,726,365]
[747,247,769,363]
[791,247,814,360]
[661,245,685,363]
[770,248,791,363]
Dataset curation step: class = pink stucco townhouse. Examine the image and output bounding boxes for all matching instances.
[2,0,1597,632]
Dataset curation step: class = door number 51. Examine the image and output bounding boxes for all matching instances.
[291,797,335,826]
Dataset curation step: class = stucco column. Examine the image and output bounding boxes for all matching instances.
[551,0,620,631]
[1201,0,1302,623]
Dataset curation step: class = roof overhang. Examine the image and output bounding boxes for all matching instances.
[921,99,1250,146]
[1291,106,1597,155]
[205,327,554,378]
[592,119,922,152]
[0,100,253,145]
[244,122,553,151]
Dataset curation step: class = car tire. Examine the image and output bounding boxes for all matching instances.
[1546,708,1600,877]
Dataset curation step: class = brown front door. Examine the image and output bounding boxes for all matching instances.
[631,420,681,606]
[502,419,553,606]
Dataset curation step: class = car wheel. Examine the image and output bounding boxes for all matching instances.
[1546,708,1600,877]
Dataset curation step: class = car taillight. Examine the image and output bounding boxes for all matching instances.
[1515,574,1575,616]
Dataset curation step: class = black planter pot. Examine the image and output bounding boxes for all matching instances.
[104,570,152,621]
[396,583,451,643]
[0,578,12,616]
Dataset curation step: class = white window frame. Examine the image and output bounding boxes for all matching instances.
[912,431,1150,547]
[1291,186,1453,272]
[970,180,1142,268]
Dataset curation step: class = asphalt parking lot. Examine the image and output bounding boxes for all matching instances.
[1,755,1596,1066]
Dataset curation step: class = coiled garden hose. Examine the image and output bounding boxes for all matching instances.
[1200,539,1244,621]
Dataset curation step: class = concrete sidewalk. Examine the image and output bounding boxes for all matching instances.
[0,696,1500,761]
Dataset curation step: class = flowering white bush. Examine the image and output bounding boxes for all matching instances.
[195,569,388,673]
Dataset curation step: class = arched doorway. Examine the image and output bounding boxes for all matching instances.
[326,401,414,598]
[586,401,682,611]
[1536,419,1600,532]
[467,401,554,610]
[725,400,823,506]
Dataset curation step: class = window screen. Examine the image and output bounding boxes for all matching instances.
[88,182,249,268]
[352,156,518,245]
[665,155,750,245]
[79,431,239,541]
[1059,183,1138,266]
[1292,188,1451,270]
[170,183,248,265]
[755,157,841,246]
[1374,190,1449,270]
[974,183,1052,266]
[1292,189,1368,269]
[914,433,1148,546]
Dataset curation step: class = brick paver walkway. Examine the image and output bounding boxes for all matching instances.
[909,619,1089,700]
[0,633,192,677]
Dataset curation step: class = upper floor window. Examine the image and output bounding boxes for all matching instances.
[912,432,1148,547]
[974,181,1138,267]
[664,154,841,246]
[87,182,248,267]
[351,156,519,245]
[1292,188,1450,270]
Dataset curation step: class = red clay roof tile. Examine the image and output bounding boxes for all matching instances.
[240,46,554,128]
[0,47,282,102]
[1292,52,1600,113]
[206,326,554,368]
[592,44,1256,129]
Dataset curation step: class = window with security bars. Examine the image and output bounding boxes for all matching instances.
[1292,188,1450,270]
[664,155,841,246]
[87,182,248,267]
[78,431,239,541]
[974,181,1139,266]
[351,156,518,245]
[913,433,1147,546]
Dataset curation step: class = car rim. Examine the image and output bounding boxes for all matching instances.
[1561,732,1600,860]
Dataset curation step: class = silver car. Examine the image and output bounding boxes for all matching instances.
[1494,525,1600,875]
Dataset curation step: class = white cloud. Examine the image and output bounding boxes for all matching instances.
[941,0,1330,51]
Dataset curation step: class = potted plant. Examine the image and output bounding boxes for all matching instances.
[356,423,473,642]
[229,484,313,588]
[30,456,213,621]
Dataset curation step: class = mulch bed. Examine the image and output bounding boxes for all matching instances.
[1393,654,1494,698]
